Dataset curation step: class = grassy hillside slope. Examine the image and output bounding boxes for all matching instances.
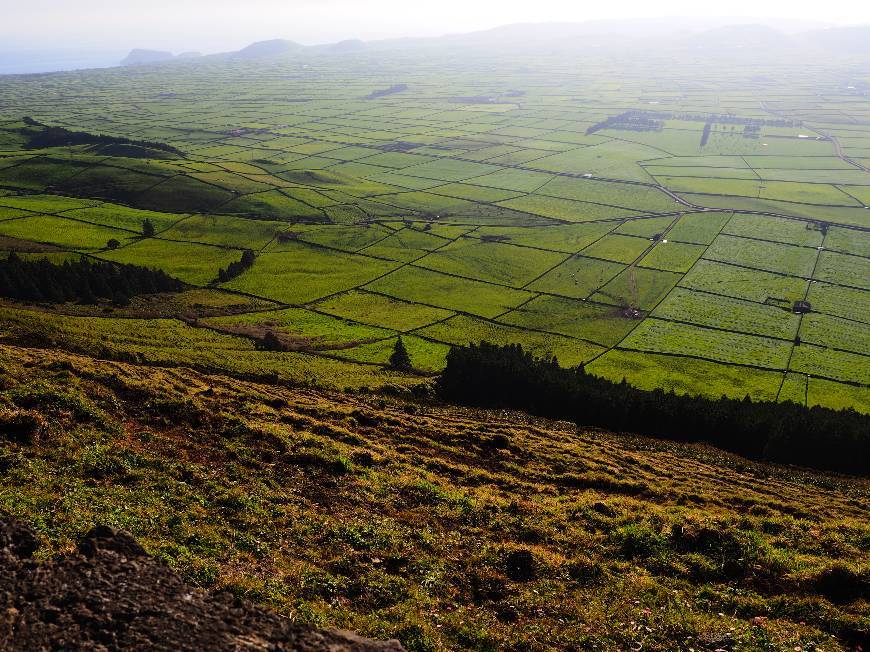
[0,343,867,651]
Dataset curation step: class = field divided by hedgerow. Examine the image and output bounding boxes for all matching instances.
[0,51,867,410]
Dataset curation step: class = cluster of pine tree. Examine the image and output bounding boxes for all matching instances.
[0,253,182,306]
[21,118,184,156]
[437,342,869,476]
[216,250,255,283]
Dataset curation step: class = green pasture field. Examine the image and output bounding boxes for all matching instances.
[660,176,859,206]
[799,312,870,356]
[0,194,101,213]
[414,237,566,287]
[807,377,870,412]
[223,244,399,304]
[620,319,792,369]
[825,227,870,257]
[615,215,676,238]
[416,314,604,367]
[651,287,800,340]
[332,334,450,371]
[528,140,659,181]
[366,265,535,318]
[528,255,625,299]
[0,158,88,190]
[643,165,761,181]
[203,307,395,348]
[465,168,555,192]
[676,193,870,228]
[498,295,640,346]
[534,176,679,212]
[427,182,523,203]
[815,251,870,290]
[473,221,615,252]
[134,175,237,213]
[63,204,187,233]
[161,214,287,249]
[580,234,652,263]
[497,194,637,222]
[722,214,824,247]
[590,266,682,311]
[639,241,706,272]
[358,227,454,261]
[221,189,329,220]
[0,208,40,221]
[778,372,808,404]
[703,234,818,278]
[806,282,870,324]
[0,50,867,409]
[680,259,807,305]
[587,349,783,402]
[285,223,395,253]
[843,185,870,205]
[667,212,732,245]
[313,290,455,331]
[789,344,870,385]
[0,306,409,389]
[0,215,135,251]
[98,238,242,285]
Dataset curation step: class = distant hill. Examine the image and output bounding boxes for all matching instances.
[121,49,175,66]
[682,24,797,52]
[121,49,201,66]
[231,39,302,60]
[802,25,870,54]
[329,39,365,53]
[115,19,870,71]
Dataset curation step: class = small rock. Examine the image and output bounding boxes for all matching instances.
[77,526,147,559]
[590,501,616,517]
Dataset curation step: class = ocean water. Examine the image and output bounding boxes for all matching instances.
[0,51,124,75]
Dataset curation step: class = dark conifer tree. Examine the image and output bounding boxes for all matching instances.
[389,336,412,371]
[437,342,869,476]
[0,255,181,305]
[258,331,284,352]
[214,249,255,284]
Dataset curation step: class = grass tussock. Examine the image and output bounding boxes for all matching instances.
[0,342,867,651]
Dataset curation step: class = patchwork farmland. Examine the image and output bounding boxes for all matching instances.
[0,48,868,411]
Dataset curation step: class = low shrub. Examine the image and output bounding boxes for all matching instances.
[0,409,45,444]
[812,564,869,604]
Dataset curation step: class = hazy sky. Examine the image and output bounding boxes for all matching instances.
[2,0,868,53]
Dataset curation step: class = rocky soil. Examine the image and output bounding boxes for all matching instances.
[0,518,405,651]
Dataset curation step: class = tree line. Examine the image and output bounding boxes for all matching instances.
[364,84,408,100]
[21,118,184,156]
[215,249,255,283]
[437,342,869,476]
[0,253,182,306]
[587,110,801,136]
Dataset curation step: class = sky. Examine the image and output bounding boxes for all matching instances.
[1,0,868,54]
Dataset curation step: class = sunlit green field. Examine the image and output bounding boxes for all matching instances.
[0,47,868,410]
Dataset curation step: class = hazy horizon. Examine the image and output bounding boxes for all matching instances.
[2,0,869,55]
[1,1,870,75]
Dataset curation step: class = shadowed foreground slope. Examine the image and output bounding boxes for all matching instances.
[0,519,404,651]
[0,342,867,651]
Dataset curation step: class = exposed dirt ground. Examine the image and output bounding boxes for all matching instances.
[0,518,405,651]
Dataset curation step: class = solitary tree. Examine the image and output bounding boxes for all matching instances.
[389,336,412,371]
[258,331,284,352]
[142,218,155,238]
[106,238,120,250]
